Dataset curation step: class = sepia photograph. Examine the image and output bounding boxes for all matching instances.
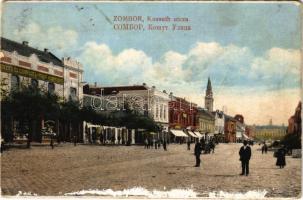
[0,1,301,199]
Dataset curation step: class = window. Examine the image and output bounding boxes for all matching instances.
[156,105,159,118]
[143,104,148,116]
[11,75,19,91]
[163,106,166,120]
[70,87,77,100]
[48,82,55,94]
[160,104,163,119]
[31,79,38,88]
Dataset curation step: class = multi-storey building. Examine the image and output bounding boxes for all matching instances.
[224,115,237,143]
[197,108,215,142]
[234,114,247,142]
[212,110,225,142]
[83,83,170,144]
[0,37,84,142]
[0,37,83,100]
[168,93,198,141]
[288,101,301,135]
[251,125,287,141]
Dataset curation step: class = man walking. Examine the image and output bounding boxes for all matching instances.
[163,139,167,151]
[194,139,202,167]
[187,138,191,150]
[239,140,251,176]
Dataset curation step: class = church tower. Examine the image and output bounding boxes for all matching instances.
[205,77,214,112]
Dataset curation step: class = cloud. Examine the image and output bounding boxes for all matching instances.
[79,41,301,124]
[250,48,301,89]
[80,41,152,85]
[12,22,78,54]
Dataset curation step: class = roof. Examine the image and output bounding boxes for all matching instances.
[171,96,198,107]
[224,114,237,122]
[197,108,214,119]
[211,110,224,118]
[1,37,64,67]
[83,84,149,95]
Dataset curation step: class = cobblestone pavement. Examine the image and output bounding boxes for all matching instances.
[1,143,301,197]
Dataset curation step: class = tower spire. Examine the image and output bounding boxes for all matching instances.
[205,77,214,112]
[207,77,212,91]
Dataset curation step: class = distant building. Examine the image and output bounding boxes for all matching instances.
[204,77,214,112]
[224,115,237,143]
[168,93,198,142]
[83,83,170,144]
[197,108,215,140]
[234,114,244,124]
[252,125,287,141]
[234,114,247,142]
[213,110,225,134]
[287,101,301,135]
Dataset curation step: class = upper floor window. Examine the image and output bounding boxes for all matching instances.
[48,82,55,94]
[31,79,38,88]
[11,75,19,91]
[160,104,163,119]
[143,104,148,116]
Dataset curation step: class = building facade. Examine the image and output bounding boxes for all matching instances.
[168,94,198,142]
[168,94,198,130]
[224,115,237,143]
[234,114,247,142]
[197,108,215,140]
[0,37,84,142]
[83,83,170,144]
[252,125,287,141]
[212,110,225,142]
[0,38,83,101]
[288,101,301,135]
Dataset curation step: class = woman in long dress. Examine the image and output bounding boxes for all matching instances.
[276,146,286,168]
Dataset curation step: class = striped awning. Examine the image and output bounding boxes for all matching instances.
[194,131,203,138]
[187,131,198,138]
[206,132,215,136]
[242,133,249,139]
[170,129,188,137]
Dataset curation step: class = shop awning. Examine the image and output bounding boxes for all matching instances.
[87,124,102,128]
[170,130,188,137]
[242,133,249,139]
[206,133,214,137]
[187,131,198,138]
[194,131,203,138]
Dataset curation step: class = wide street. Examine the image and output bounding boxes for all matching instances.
[1,143,301,197]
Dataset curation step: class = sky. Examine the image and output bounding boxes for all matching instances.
[1,1,301,125]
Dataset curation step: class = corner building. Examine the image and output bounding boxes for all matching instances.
[1,37,84,142]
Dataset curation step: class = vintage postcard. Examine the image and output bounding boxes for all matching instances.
[0,0,301,199]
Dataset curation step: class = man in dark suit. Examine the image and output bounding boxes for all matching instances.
[194,139,202,167]
[239,140,251,176]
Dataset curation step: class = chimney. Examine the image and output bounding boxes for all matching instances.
[169,92,173,98]
[44,48,49,53]
[22,41,28,46]
[94,82,97,87]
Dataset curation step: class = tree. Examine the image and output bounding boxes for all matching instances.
[1,85,60,147]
